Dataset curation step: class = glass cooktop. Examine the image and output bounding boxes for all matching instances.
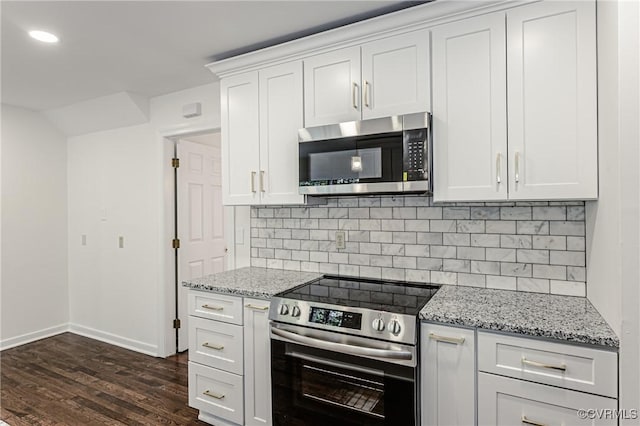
[277,275,440,315]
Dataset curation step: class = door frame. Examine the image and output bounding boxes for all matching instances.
[157,124,237,357]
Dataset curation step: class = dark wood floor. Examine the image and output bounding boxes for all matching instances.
[1,333,207,425]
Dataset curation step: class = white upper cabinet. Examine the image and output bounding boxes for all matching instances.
[221,62,304,206]
[259,62,305,205]
[433,0,597,202]
[507,0,597,200]
[361,29,431,120]
[304,29,430,127]
[221,72,260,205]
[303,47,361,127]
[432,13,507,202]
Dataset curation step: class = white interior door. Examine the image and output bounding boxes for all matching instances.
[177,137,227,351]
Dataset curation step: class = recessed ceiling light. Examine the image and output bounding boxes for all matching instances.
[28,30,59,43]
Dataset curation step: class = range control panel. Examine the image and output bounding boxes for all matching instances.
[269,297,415,345]
[403,128,429,181]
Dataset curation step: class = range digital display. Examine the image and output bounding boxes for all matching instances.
[309,307,362,330]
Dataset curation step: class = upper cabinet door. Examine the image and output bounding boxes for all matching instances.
[304,46,361,127]
[221,72,260,205]
[259,61,305,205]
[361,29,431,120]
[507,0,597,200]
[432,13,508,202]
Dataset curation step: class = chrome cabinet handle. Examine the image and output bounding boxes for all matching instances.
[496,152,502,184]
[364,80,370,108]
[522,357,567,372]
[428,333,465,345]
[259,170,265,192]
[521,415,546,426]
[203,389,225,400]
[202,304,224,311]
[250,171,256,193]
[202,342,224,350]
[352,82,359,110]
[271,326,412,360]
[245,304,268,310]
[515,152,520,184]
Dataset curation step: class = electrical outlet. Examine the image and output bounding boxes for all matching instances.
[335,231,346,249]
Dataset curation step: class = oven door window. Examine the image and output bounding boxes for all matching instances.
[272,339,415,426]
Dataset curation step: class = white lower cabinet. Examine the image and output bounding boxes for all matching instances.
[243,299,272,426]
[189,361,245,425]
[421,325,619,426]
[477,331,618,426]
[478,373,617,426]
[420,323,476,426]
[188,290,272,426]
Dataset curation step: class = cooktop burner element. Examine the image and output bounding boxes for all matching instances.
[270,275,440,345]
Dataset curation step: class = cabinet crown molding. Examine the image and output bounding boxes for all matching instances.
[206,0,525,79]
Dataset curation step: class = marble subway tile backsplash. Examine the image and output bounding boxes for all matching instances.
[250,196,587,297]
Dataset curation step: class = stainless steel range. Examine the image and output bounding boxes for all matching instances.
[269,275,440,426]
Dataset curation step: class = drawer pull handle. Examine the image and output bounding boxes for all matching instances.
[202,342,224,350]
[428,333,465,345]
[202,304,224,311]
[203,389,225,400]
[521,415,546,426]
[245,304,268,311]
[521,357,566,372]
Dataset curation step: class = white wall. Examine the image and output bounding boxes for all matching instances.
[586,0,622,335]
[65,81,252,356]
[67,123,160,355]
[150,82,220,132]
[586,0,640,414]
[1,105,69,349]
[617,0,640,416]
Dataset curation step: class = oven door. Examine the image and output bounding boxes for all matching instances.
[271,323,417,426]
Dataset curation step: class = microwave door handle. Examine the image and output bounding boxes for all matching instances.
[271,326,412,360]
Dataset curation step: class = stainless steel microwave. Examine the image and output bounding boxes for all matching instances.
[298,112,432,196]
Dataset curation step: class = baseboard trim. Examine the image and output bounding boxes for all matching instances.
[68,323,158,357]
[0,323,70,351]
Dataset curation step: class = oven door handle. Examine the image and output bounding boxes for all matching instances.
[271,326,412,360]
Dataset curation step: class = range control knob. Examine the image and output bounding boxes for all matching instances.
[388,320,402,335]
[291,306,301,317]
[278,304,290,316]
[372,318,385,332]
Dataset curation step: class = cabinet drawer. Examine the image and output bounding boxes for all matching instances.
[188,361,244,425]
[189,291,243,325]
[478,332,617,398]
[189,316,244,375]
[478,373,617,426]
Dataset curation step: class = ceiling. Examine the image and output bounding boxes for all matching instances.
[1,1,425,112]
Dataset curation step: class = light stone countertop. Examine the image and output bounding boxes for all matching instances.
[182,267,322,299]
[420,285,619,348]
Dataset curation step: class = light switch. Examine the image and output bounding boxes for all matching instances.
[82,234,87,246]
[118,236,124,248]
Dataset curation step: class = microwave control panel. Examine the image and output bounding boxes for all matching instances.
[403,128,429,181]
